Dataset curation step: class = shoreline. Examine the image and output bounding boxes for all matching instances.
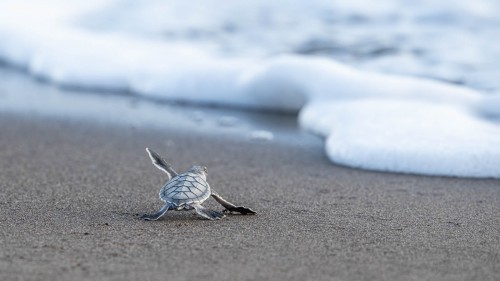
[1,66,499,280]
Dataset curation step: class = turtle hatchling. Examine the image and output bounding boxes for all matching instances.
[142,148,256,221]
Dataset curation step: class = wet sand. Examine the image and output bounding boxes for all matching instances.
[1,112,499,281]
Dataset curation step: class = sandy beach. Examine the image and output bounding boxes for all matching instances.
[1,1,500,279]
[1,110,499,281]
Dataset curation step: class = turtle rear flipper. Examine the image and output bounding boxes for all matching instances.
[192,203,225,220]
[146,148,179,179]
[211,190,256,215]
[141,203,172,221]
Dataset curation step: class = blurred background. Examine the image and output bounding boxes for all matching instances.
[1,0,499,92]
[1,0,499,177]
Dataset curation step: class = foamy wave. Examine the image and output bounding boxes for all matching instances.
[1,0,500,177]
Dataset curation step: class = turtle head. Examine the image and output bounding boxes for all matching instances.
[188,165,208,178]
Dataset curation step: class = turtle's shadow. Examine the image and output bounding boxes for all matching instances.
[133,211,212,222]
[132,210,254,222]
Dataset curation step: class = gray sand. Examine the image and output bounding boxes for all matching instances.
[1,113,499,281]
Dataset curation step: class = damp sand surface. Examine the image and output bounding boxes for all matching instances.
[0,112,499,281]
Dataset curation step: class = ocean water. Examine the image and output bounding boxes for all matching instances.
[0,0,499,178]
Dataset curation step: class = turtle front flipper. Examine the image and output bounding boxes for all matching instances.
[146,148,179,179]
[192,203,225,220]
[211,190,256,215]
[141,203,172,221]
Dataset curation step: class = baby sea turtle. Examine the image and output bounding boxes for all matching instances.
[142,148,256,221]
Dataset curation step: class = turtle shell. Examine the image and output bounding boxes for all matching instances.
[159,172,211,206]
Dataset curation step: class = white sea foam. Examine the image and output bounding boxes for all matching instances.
[0,0,499,177]
[300,101,500,177]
